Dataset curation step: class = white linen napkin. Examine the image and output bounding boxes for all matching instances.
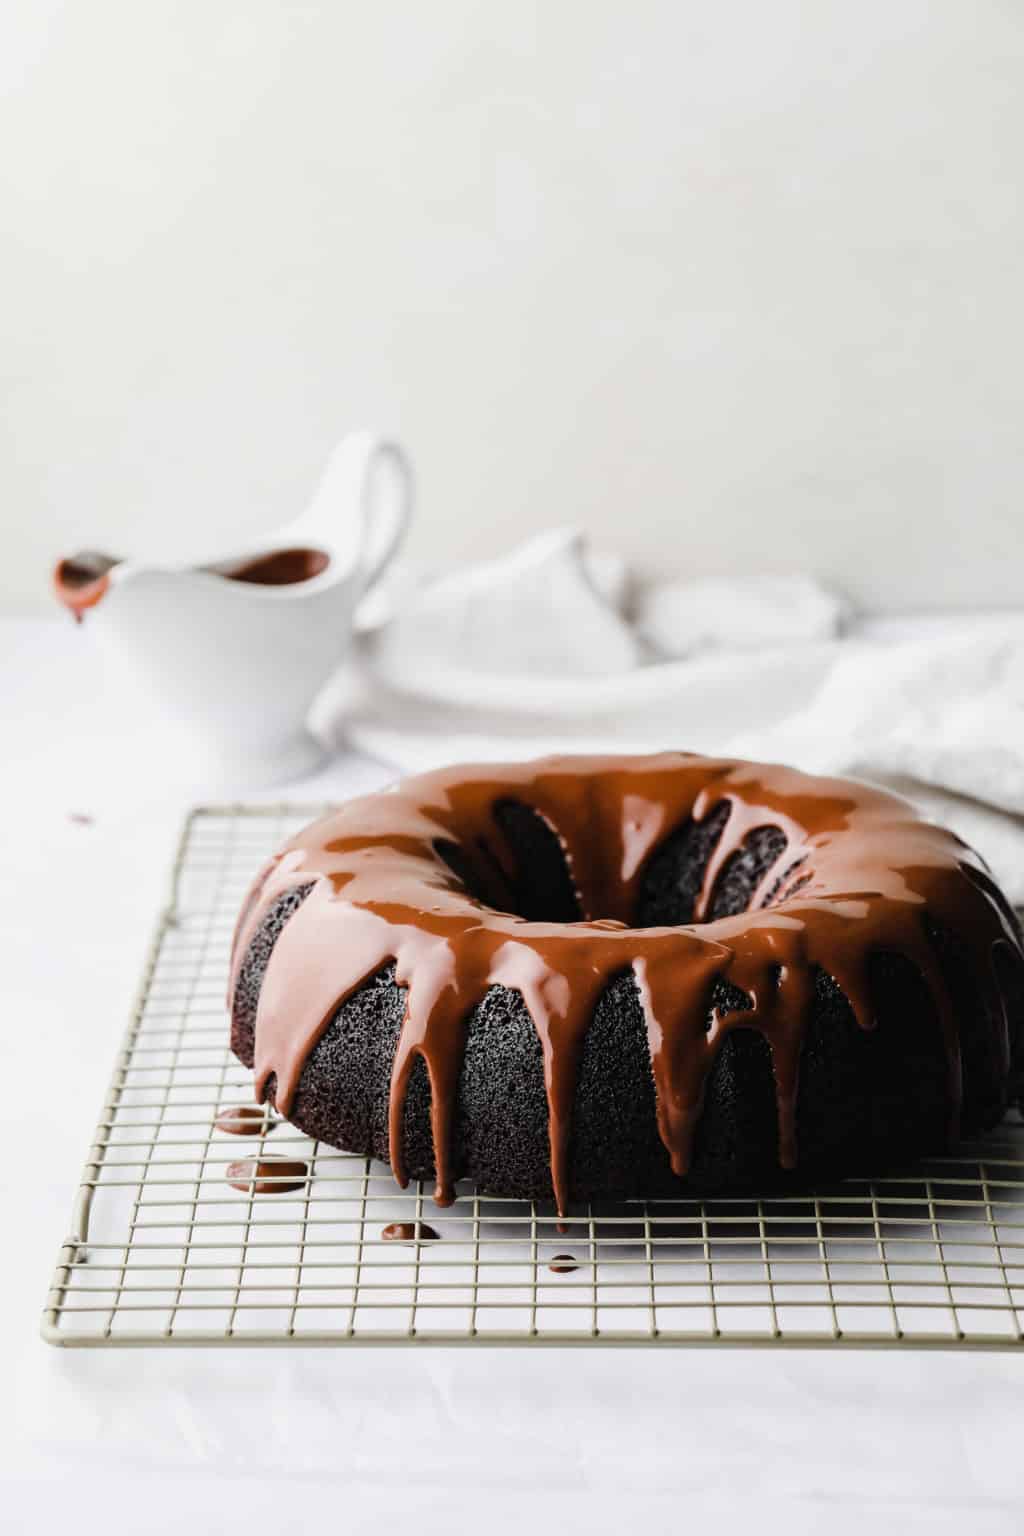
[334,533,1024,902]
[635,572,848,658]
[369,528,641,683]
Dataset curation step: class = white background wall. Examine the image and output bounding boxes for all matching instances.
[2,0,1022,614]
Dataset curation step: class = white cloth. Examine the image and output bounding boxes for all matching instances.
[635,571,848,658]
[371,528,641,682]
[342,536,1024,902]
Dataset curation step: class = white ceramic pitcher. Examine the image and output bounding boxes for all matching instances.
[53,431,412,784]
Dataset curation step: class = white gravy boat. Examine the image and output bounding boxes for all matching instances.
[53,431,412,784]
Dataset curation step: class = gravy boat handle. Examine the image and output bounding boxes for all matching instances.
[294,430,413,595]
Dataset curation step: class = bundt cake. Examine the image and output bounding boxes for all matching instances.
[229,753,1024,1211]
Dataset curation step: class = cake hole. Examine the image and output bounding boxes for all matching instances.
[434,802,583,923]
[494,800,582,922]
[439,800,800,931]
[633,802,732,928]
[707,826,788,921]
[434,836,517,914]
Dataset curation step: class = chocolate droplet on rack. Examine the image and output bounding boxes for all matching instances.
[226,1157,308,1194]
[215,1104,273,1136]
[381,1221,440,1242]
[548,1254,578,1274]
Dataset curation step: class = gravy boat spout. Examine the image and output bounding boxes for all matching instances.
[53,550,124,621]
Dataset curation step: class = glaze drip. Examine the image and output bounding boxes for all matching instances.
[229,754,1022,1214]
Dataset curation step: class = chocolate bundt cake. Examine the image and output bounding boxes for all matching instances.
[229,753,1024,1211]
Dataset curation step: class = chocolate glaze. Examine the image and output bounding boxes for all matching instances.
[215,1104,274,1136]
[548,1254,578,1274]
[229,753,1022,1216]
[214,547,329,586]
[52,551,120,621]
[381,1221,440,1242]
[226,1157,308,1193]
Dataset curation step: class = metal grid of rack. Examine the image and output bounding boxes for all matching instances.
[43,804,1024,1348]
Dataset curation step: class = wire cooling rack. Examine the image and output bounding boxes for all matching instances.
[43,804,1024,1349]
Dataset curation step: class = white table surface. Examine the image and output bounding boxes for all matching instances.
[3,617,1022,1535]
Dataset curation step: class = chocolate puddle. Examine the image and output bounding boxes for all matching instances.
[212,546,329,587]
[381,1221,440,1242]
[215,1105,274,1136]
[226,1157,308,1194]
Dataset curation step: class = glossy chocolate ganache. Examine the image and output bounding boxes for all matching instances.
[229,753,1023,1215]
